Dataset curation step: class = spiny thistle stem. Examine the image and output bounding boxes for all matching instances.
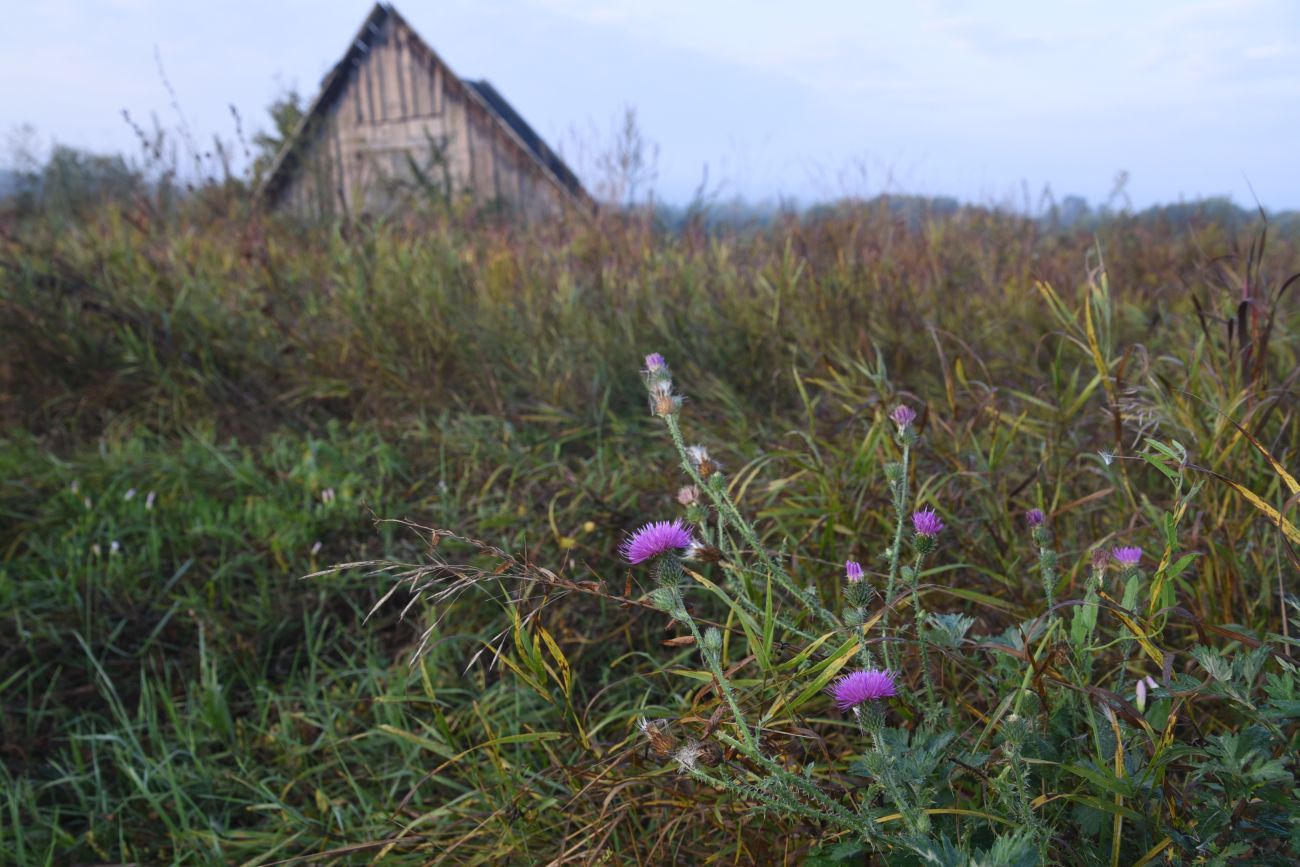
[711,730,868,830]
[880,443,911,672]
[907,548,940,721]
[857,704,924,835]
[665,414,839,628]
[681,616,760,757]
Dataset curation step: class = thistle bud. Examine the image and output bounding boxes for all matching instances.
[883,461,904,486]
[845,580,875,609]
[649,586,688,621]
[701,627,723,654]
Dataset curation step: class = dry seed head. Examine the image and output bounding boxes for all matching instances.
[637,716,676,758]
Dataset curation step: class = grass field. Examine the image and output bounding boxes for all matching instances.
[2,197,1298,864]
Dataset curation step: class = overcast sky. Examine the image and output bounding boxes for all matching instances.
[4,0,1298,209]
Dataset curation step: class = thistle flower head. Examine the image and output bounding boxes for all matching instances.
[912,508,944,537]
[687,445,721,478]
[1111,546,1143,568]
[676,485,700,506]
[845,560,864,583]
[890,404,917,429]
[636,716,676,757]
[620,519,696,564]
[644,353,667,373]
[648,379,683,417]
[1091,547,1112,571]
[828,668,897,711]
[1025,508,1045,528]
[673,740,705,773]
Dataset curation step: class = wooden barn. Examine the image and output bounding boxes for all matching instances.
[259,3,590,219]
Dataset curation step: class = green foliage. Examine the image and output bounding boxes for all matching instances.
[2,200,1298,863]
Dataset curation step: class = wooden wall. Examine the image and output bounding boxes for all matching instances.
[272,13,570,221]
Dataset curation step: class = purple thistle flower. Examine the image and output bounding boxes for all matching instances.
[890,404,917,429]
[1112,546,1143,568]
[845,560,864,583]
[620,519,696,564]
[1025,508,1045,528]
[828,668,897,711]
[644,353,667,372]
[912,508,944,537]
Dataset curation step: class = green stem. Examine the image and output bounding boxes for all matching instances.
[880,444,911,672]
[682,616,760,757]
[909,549,939,722]
[665,415,838,628]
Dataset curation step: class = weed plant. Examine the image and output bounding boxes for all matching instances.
[1,199,1298,863]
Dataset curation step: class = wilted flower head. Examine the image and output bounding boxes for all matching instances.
[621,519,696,564]
[636,716,676,757]
[648,379,683,417]
[828,668,897,711]
[673,740,705,774]
[644,353,667,373]
[890,404,917,429]
[845,560,864,583]
[1025,508,1045,528]
[1112,546,1143,568]
[1091,547,1112,571]
[912,508,944,537]
[687,445,721,478]
[676,485,701,506]
[683,543,721,563]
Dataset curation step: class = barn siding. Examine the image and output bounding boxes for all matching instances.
[267,8,577,220]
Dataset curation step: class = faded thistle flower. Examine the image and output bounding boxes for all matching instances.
[828,668,898,711]
[1091,547,1112,572]
[676,485,701,506]
[649,379,683,417]
[912,508,944,537]
[1025,509,1045,528]
[637,716,676,758]
[845,560,864,582]
[683,543,722,563]
[1111,546,1143,568]
[890,404,917,430]
[621,519,696,564]
[687,445,721,479]
[673,740,705,773]
[644,353,668,374]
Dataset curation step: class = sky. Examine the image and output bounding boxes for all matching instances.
[4,0,1299,210]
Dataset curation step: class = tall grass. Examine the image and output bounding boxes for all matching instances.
[1,198,1297,863]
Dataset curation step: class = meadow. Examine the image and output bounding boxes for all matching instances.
[1,193,1298,864]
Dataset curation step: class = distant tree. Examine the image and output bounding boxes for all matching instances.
[1059,195,1091,229]
[251,88,305,182]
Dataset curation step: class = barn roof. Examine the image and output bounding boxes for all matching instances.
[258,3,588,206]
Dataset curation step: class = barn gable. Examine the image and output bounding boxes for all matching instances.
[259,3,590,218]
